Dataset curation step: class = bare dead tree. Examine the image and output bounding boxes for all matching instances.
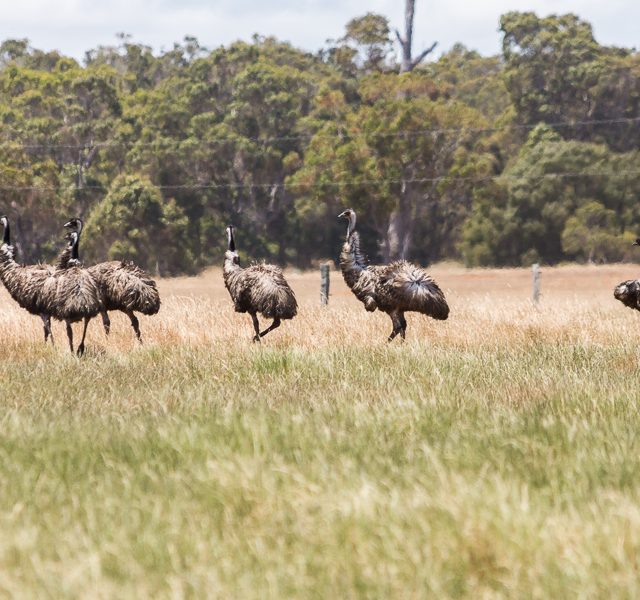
[395,0,437,73]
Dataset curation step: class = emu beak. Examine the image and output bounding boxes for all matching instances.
[63,220,74,229]
[338,211,348,219]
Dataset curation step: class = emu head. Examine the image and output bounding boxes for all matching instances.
[633,238,640,246]
[64,217,83,235]
[338,208,357,237]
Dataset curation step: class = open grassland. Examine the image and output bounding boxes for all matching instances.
[2,264,640,598]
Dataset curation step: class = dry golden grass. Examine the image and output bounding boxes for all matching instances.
[2,262,635,354]
[1,263,640,598]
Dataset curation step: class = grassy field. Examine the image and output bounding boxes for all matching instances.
[1,263,640,598]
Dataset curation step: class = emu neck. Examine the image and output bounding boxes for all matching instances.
[224,250,241,277]
[224,228,241,277]
[2,221,9,245]
[340,230,367,289]
[346,213,356,237]
[227,229,236,252]
[57,236,81,270]
[71,237,79,261]
[0,240,19,279]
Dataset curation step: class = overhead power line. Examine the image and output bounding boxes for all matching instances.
[1,169,639,192]
[0,116,639,150]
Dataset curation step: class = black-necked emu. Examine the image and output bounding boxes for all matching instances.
[614,238,640,310]
[0,215,55,342]
[62,218,160,343]
[338,208,449,341]
[223,225,297,341]
[48,229,104,355]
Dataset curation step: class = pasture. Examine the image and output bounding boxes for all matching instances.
[1,264,640,597]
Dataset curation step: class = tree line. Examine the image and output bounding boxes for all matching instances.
[1,10,639,274]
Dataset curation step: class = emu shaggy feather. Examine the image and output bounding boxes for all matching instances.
[223,227,297,341]
[224,261,297,320]
[44,264,104,323]
[614,280,640,311]
[0,244,54,318]
[48,232,104,354]
[87,261,160,316]
[339,209,448,341]
[61,219,160,342]
[0,226,105,354]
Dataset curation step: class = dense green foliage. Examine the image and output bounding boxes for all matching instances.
[1,11,639,272]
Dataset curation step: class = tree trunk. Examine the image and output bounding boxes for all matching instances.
[395,0,438,73]
[384,181,413,261]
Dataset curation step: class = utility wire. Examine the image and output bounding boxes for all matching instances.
[1,169,639,192]
[0,116,639,150]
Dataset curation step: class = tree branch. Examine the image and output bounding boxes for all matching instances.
[410,41,438,69]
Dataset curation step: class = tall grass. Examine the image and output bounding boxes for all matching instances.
[0,265,639,597]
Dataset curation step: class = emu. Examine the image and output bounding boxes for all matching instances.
[0,215,55,342]
[223,225,297,341]
[614,238,640,311]
[63,218,160,343]
[46,230,104,356]
[338,208,449,341]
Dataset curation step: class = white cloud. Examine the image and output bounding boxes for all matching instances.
[0,0,636,60]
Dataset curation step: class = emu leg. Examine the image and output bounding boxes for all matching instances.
[250,313,261,342]
[101,311,111,336]
[387,312,403,342]
[66,321,74,353]
[126,310,142,343]
[399,312,407,340]
[76,317,90,357]
[40,314,53,344]
[259,318,281,339]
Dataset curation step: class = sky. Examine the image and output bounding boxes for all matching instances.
[0,0,636,61]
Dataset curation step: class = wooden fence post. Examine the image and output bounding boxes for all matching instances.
[320,264,330,305]
[532,263,541,304]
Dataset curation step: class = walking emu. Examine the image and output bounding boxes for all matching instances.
[0,215,55,342]
[47,229,104,356]
[63,218,160,342]
[223,225,297,341]
[614,238,640,310]
[338,208,449,341]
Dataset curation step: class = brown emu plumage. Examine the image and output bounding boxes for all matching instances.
[63,219,160,342]
[45,231,104,355]
[614,239,640,313]
[0,216,57,342]
[223,226,297,341]
[1,219,104,355]
[338,208,449,341]
[88,261,160,315]
[614,280,640,311]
